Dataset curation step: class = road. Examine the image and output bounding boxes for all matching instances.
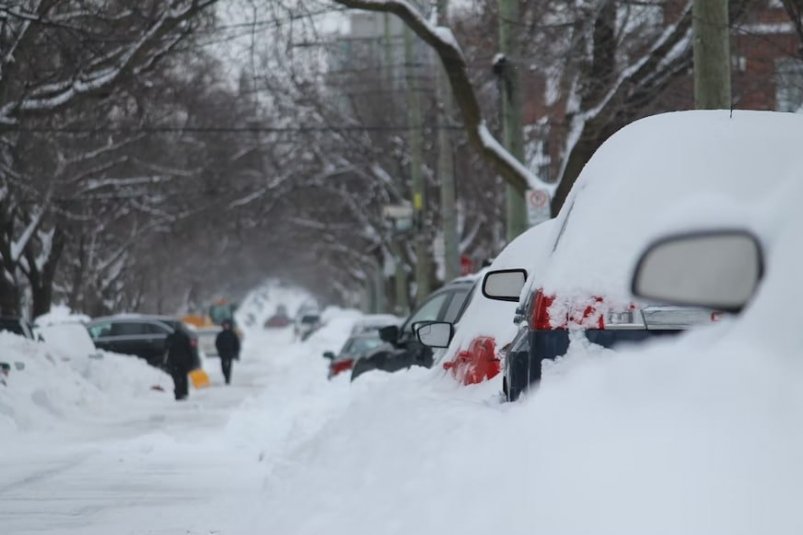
[0,325,349,535]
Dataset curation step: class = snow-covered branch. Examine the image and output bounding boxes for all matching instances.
[332,0,550,193]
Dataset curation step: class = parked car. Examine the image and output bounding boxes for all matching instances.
[86,314,200,368]
[323,331,389,379]
[264,304,292,328]
[437,111,799,400]
[294,311,322,341]
[415,221,556,388]
[351,276,477,381]
[35,321,103,360]
[349,314,401,336]
[0,317,37,340]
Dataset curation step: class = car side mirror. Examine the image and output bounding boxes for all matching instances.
[632,230,763,313]
[322,351,335,360]
[482,269,528,302]
[416,321,454,348]
[379,325,399,344]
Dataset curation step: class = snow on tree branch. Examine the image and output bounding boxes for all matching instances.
[331,0,551,194]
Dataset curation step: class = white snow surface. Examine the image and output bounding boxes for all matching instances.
[4,180,803,535]
[541,110,803,306]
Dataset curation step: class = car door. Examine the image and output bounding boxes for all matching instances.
[143,321,172,366]
[396,290,454,369]
[109,321,154,363]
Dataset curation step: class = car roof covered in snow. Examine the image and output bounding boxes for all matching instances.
[539,110,803,305]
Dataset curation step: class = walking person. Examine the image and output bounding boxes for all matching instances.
[165,327,194,400]
[215,320,240,385]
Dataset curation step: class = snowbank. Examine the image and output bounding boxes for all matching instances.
[249,167,803,534]
[0,332,169,434]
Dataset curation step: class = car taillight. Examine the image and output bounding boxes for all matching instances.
[530,289,554,330]
[331,359,354,376]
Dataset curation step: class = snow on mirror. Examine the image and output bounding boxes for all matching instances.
[416,322,454,348]
[632,230,763,312]
[482,269,528,302]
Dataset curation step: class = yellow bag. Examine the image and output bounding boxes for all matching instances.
[189,368,210,389]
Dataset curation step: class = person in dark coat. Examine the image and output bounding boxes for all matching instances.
[215,320,240,385]
[165,328,194,400]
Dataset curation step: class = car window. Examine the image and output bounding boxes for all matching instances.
[111,321,148,336]
[352,337,383,354]
[88,322,112,339]
[402,292,450,333]
[145,322,171,335]
[442,289,471,323]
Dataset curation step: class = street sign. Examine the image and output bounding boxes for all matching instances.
[383,203,414,233]
[526,188,551,226]
[382,203,413,219]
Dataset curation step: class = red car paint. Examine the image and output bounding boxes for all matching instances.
[443,336,501,385]
[329,359,354,378]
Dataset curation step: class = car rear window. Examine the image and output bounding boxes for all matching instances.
[443,289,471,323]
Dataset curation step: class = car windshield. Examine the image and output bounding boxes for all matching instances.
[341,336,384,356]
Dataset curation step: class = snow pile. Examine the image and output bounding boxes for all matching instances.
[0,332,169,434]
[247,168,803,534]
[35,303,91,326]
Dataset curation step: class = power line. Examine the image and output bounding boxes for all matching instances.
[6,124,464,134]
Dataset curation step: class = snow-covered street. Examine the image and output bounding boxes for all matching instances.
[5,269,803,535]
[0,300,361,534]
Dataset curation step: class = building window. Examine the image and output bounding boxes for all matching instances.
[776,58,803,113]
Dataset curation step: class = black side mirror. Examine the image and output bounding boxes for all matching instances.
[322,351,335,360]
[378,325,399,344]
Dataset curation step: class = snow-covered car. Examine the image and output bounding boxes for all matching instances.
[415,221,555,387]
[294,312,322,341]
[479,110,799,400]
[35,321,103,360]
[323,331,388,379]
[351,276,477,381]
[264,304,292,328]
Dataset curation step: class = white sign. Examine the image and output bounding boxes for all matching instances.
[526,188,551,226]
[382,203,413,219]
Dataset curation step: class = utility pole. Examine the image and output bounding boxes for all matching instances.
[437,0,459,281]
[381,14,408,315]
[693,0,731,109]
[498,0,528,242]
[404,24,430,304]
